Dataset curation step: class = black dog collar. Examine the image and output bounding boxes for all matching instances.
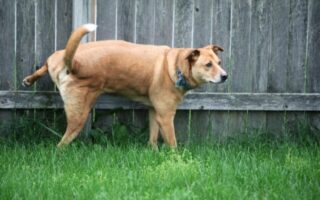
[175,68,193,90]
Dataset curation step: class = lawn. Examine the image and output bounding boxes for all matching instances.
[1,138,319,200]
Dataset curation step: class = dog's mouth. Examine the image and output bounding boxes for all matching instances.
[209,74,228,84]
[210,80,225,84]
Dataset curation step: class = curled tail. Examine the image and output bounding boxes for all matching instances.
[64,23,97,71]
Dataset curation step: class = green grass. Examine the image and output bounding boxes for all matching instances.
[0,140,319,200]
[1,116,320,199]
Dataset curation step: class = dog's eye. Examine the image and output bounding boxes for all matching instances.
[205,62,212,67]
[218,61,221,65]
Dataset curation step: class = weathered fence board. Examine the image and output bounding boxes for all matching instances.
[307,0,320,131]
[211,0,231,93]
[96,0,117,40]
[0,0,15,90]
[0,0,16,124]
[154,0,173,46]
[307,0,320,93]
[1,91,319,111]
[285,0,309,133]
[230,0,252,93]
[267,0,291,134]
[136,0,155,44]
[174,0,193,48]
[56,0,73,50]
[191,0,213,140]
[246,0,271,134]
[33,0,56,131]
[117,0,135,42]
[35,0,55,91]
[16,0,35,91]
[209,0,232,138]
[228,0,254,135]
[288,0,308,93]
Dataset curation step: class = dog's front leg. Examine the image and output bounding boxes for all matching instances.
[148,108,160,150]
[155,110,177,148]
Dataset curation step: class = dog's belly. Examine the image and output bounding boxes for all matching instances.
[129,95,152,106]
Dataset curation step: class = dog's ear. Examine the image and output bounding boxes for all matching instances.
[205,44,224,54]
[185,49,200,64]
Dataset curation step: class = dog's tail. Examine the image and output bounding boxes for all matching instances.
[64,23,97,72]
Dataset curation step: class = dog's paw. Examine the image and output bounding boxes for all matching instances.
[22,77,32,87]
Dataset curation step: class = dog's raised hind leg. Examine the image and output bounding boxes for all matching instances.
[22,63,48,87]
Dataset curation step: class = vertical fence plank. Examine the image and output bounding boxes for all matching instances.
[250,0,270,94]
[230,0,252,93]
[73,0,90,28]
[97,0,117,40]
[0,0,16,133]
[268,0,290,92]
[117,0,135,42]
[307,0,320,131]
[0,0,15,90]
[35,0,55,91]
[56,0,73,50]
[33,0,56,136]
[173,0,193,48]
[246,0,272,133]
[287,0,308,93]
[136,0,155,44]
[286,0,309,133]
[227,0,252,135]
[190,0,212,142]
[154,0,173,46]
[16,0,35,91]
[173,0,194,143]
[73,0,92,43]
[211,0,231,93]
[267,0,290,135]
[210,0,231,140]
[15,0,36,126]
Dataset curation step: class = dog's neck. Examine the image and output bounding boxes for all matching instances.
[166,49,198,91]
[175,68,194,90]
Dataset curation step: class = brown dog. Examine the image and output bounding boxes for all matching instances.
[23,24,227,148]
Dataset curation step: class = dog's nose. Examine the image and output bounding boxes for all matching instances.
[221,74,228,82]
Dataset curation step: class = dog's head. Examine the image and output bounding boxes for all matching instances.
[184,45,227,85]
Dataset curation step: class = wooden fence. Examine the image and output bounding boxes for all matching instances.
[0,0,319,141]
